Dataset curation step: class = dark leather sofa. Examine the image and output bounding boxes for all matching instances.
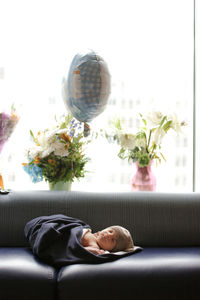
[1,190,200,300]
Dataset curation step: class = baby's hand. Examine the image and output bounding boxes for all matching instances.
[84,246,105,255]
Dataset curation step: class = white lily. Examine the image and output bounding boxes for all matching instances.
[109,111,187,168]
[40,147,54,158]
[153,127,165,145]
[51,139,69,157]
[118,131,137,150]
[167,113,183,134]
[147,111,164,126]
[28,145,44,159]
[47,128,69,140]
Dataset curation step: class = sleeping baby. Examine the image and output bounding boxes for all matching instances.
[81,226,134,255]
[25,214,139,267]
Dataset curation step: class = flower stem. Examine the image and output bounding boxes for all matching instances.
[147,129,152,151]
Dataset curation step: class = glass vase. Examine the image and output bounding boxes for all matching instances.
[49,181,72,191]
[131,161,156,191]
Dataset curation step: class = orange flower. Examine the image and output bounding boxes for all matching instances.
[11,112,19,122]
[34,157,40,164]
[48,159,56,165]
[60,133,71,143]
[22,163,28,166]
[65,143,70,150]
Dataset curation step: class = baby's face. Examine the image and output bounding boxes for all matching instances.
[94,227,117,251]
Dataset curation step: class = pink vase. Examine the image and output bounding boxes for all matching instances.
[131,161,156,191]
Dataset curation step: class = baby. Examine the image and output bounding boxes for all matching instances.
[81,225,134,255]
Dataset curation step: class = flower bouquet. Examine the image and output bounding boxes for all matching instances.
[107,111,186,191]
[0,106,19,154]
[22,114,91,189]
[0,106,19,189]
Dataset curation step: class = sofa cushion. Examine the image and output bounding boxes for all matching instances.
[0,247,57,300]
[2,191,200,248]
[57,247,200,300]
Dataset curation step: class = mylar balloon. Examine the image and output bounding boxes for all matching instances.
[62,51,111,123]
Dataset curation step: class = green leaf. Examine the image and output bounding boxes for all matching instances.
[30,130,36,142]
[111,117,123,130]
[141,127,147,132]
[160,152,166,162]
[160,116,167,127]
[142,118,147,126]
[137,153,150,167]
[136,131,146,139]
[118,148,126,159]
[163,120,172,132]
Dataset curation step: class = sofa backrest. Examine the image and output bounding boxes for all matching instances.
[0,191,200,247]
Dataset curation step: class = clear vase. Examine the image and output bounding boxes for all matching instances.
[49,181,72,191]
[131,161,156,191]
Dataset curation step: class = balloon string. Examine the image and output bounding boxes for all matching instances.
[84,123,91,137]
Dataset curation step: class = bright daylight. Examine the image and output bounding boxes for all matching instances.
[0,0,194,192]
[1,2,200,300]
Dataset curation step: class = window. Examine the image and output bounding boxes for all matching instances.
[195,0,200,191]
[0,0,195,192]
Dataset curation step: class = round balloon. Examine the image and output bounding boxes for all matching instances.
[62,51,111,123]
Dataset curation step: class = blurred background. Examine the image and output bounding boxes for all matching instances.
[0,0,197,192]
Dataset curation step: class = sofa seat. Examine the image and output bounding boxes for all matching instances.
[58,247,200,300]
[0,247,57,300]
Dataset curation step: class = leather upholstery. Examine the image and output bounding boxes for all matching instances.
[1,191,200,247]
[1,191,200,299]
[58,247,200,300]
[0,247,57,300]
